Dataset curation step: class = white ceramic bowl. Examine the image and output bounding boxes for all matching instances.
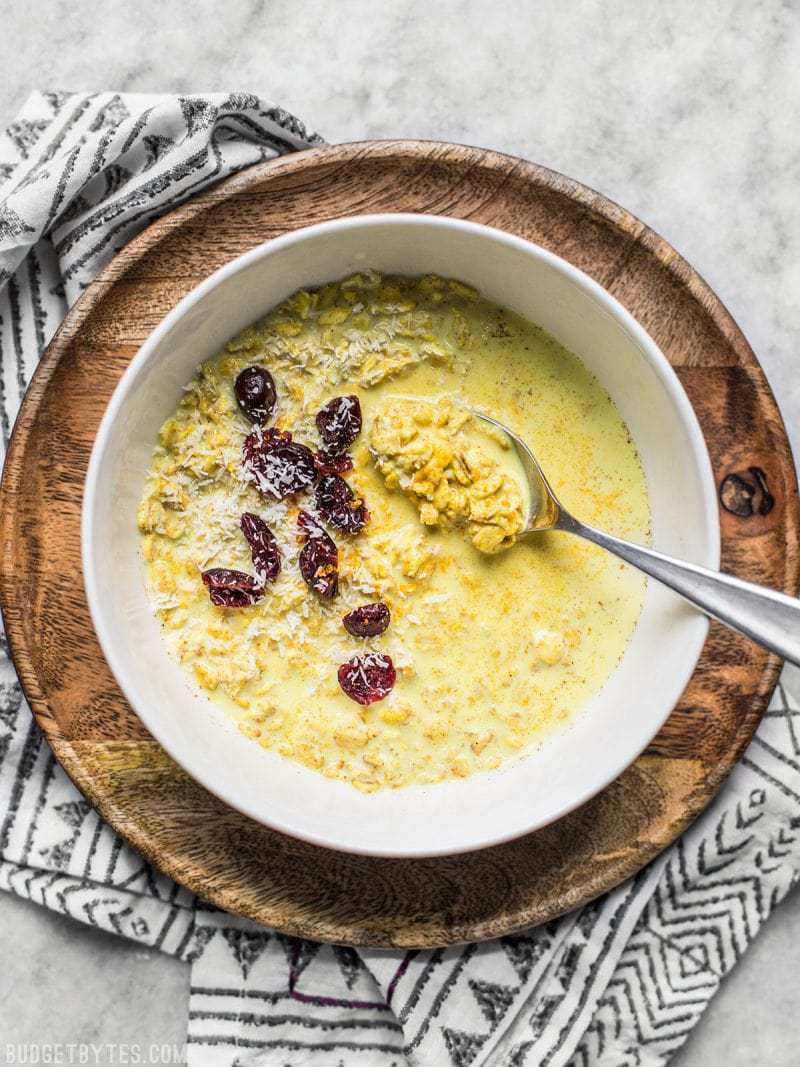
[83,213,719,858]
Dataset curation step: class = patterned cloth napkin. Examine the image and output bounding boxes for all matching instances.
[1,91,799,1067]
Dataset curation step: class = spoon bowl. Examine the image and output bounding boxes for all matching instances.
[471,410,560,532]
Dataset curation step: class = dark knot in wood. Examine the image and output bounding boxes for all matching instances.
[719,466,775,518]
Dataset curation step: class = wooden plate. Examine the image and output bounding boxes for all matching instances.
[1,142,797,948]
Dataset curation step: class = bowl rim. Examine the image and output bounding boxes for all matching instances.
[82,211,720,857]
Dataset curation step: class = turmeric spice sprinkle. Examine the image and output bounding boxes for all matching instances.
[138,271,650,792]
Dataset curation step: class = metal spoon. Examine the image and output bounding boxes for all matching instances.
[474,412,800,667]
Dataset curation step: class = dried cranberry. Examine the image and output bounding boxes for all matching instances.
[240,513,281,581]
[234,366,277,424]
[315,474,369,535]
[342,602,390,637]
[316,395,362,453]
[201,568,264,608]
[297,510,338,598]
[338,653,396,705]
[243,426,290,463]
[316,472,351,507]
[243,426,316,499]
[313,450,354,476]
[297,508,326,538]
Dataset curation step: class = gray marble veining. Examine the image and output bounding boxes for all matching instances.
[1,0,799,1062]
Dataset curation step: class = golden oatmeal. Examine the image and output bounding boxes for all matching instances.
[370,397,526,553]
[138,271,650,792]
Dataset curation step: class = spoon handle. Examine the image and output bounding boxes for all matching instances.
[558,513,800,667]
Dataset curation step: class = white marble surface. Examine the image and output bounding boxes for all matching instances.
[2,0,800,1062]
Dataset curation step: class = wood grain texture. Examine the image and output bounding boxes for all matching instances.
[1,141,798,948]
